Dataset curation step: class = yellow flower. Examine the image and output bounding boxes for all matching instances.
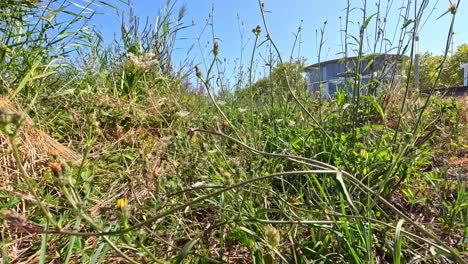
[116,198,127,209]
[359,149,367,157]
[191,135,200,143]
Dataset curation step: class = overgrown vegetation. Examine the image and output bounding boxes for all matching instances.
[0,0,466,263]
[418,44,468,89]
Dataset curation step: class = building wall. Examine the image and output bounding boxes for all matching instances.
[306,56,403,97]
[462,63,468,86]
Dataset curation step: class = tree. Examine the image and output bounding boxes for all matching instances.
[417,43,468,90]
[441,44,468,87]
[235,61,308,105]
[418,52,442,90]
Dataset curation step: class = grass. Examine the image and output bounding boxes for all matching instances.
[0,0,467,263]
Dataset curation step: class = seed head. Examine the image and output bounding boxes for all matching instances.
[195,65,202,78]
[213,41,219,56]
[448,3,457,14]
[253,25,262,37]
[265,224,280,248]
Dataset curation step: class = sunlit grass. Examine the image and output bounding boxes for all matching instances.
[0,0,466,263]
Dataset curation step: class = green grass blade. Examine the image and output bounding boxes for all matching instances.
[39,226,49,264]
[394,219,405,264]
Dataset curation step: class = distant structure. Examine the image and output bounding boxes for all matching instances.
[304,54,408,98]
[462,63,468,86]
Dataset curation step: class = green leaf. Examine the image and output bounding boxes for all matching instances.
[336,170,357,212]
[174,238,200,263]
[393,219,405,264]
[362,14,377,30]
[39,225,49,264]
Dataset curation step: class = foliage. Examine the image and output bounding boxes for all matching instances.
[0,1,467,264]
[418,44,468,89]
[235,61,307,108]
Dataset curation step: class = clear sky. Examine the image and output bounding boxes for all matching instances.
[87,0,468,77]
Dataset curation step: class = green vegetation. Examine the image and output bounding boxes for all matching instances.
[0,1,466,263]
[418,44,468,89]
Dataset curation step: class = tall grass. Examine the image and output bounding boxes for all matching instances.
[0,0,466,263]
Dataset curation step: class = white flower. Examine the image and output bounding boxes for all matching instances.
[176,110,190,117]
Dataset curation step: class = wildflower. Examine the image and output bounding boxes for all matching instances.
[359,149,367,157]
[191,182,204,188]
[290,196,299,205]
[126,52,158,70]
[213,41,219,56]
[191,135,200,143]
[223,119,229,126]
[92,121,100,129]
[116,198,127,209]
[213,115,219,121]
[448,3,457,14]
[48,162,62,178]
[176,110,190,117]
[143,52,155,60]
[265,224,280,248]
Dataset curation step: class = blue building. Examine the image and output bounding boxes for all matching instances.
[305,54,407,98]
[462,63,468,86]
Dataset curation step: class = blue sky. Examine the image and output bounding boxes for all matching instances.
[87,0,468,77]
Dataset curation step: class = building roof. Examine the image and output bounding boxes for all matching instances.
[304,54,408,71]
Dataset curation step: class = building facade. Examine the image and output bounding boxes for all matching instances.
[305,54,407,98]
[461,63,468,86]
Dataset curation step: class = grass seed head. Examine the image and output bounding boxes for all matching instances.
[195,65,202,78]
